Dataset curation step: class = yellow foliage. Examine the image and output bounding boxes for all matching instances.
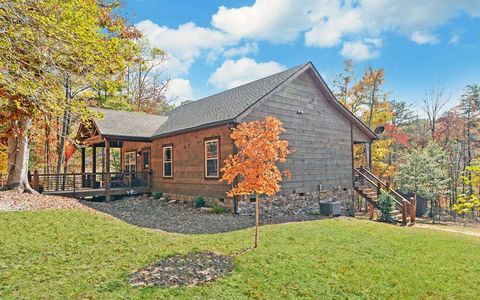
[0,145,6,175]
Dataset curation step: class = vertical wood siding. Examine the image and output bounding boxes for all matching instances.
[242,69,354,194]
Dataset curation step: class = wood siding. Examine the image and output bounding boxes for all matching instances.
[241,69,355,194]
[121,125,233,198]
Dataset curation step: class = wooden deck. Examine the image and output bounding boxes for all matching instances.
[31,171,152,199]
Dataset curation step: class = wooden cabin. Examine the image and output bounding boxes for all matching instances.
[42,62,379,215]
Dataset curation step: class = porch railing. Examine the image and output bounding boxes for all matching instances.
[30,170,152,193]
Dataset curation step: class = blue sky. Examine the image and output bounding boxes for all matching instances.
[126,0,480,114]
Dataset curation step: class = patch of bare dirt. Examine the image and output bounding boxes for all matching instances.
[0,190,92,212]
[129,252,233,287]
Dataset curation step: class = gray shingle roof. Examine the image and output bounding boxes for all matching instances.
[152,63,307,137]
[90,107,168,139]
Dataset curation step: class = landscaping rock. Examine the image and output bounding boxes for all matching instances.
[81,195,327,234]
[200,207,212,213]
[129,252,233,287]
[0,190,92,212]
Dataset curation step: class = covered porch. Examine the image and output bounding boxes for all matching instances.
[31,122,152,200]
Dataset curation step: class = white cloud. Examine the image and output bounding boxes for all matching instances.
[136,20,237,76]
[166,78,193,104]
[213,0,480,48]
[410,31,439,45]
[341,40,380,60]
[223,42,259,58]
[211,0,314,43]
[305,6,364,47]
[208,58,286,89]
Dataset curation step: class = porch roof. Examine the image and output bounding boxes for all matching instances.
[89,107,168,140]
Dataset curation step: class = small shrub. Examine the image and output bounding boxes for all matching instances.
[152,192,163,199]
[210,204,225,214]
[377,191,396,223]
[195,196,206,208]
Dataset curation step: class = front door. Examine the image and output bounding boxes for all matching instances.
[141,148,151,186]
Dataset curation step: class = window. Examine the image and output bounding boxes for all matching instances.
[125,151,136,173]
[143,151,150,169]
[205,139,219,178]
[163,146,173,177]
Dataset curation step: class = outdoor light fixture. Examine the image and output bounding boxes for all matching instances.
[297,110,304,115]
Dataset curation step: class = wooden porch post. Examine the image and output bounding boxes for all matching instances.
[365,142,372,171]
[92,145,96,188]
[105,138,111,201]
[81,147,86,187]
[410,196,416,224]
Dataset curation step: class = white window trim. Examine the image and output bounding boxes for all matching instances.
[163,146,173,178]
[125,151,136,173]
[205,139,219,178]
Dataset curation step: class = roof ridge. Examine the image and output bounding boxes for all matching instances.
[169,62,309,113]
[89,107,167,118]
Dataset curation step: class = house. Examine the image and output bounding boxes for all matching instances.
[73,61,376,215]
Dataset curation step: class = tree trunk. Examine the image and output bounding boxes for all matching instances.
[5,117,36,193]
[254,193,259,248]
[56,75,72,190]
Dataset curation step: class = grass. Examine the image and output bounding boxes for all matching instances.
[1,211,480,299]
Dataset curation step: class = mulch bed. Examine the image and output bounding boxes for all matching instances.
[129,252,233,287]
[0,190,92,212]
[81,196,325,234]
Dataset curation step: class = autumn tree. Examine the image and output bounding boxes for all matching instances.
[334,61,395,178]
[221,116,290,248]
[0,0,139,192]
[454,157,480,216]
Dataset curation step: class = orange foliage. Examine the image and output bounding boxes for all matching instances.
[221,116,290,197]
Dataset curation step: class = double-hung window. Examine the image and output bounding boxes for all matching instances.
[205,139,219,178]
[125,151,136,173]
[163,145,173,178]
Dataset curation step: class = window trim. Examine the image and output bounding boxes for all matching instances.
[162,145,173,178]
[124,151,136,173]
[204,138,220,179]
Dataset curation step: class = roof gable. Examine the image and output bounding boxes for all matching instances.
[152,63,307,137]
[236,62,376,141]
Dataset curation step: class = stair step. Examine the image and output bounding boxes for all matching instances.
[391,210,400,214]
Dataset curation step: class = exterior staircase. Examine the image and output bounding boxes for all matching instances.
[354,167,416,225]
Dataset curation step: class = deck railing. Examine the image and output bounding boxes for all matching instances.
[30,170,152,193]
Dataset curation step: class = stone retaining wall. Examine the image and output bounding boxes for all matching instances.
[236,188,353,217]
[164,188,353,216]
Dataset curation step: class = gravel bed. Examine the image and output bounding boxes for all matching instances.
[81,196,325,234]
[0,190,92,212]
[129,252,233,287]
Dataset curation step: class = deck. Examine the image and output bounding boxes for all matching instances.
[31,171,152,199]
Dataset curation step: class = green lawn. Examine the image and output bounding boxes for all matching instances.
[1,211,479,299]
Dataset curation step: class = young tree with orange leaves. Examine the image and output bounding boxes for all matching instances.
[221,116,290,248]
